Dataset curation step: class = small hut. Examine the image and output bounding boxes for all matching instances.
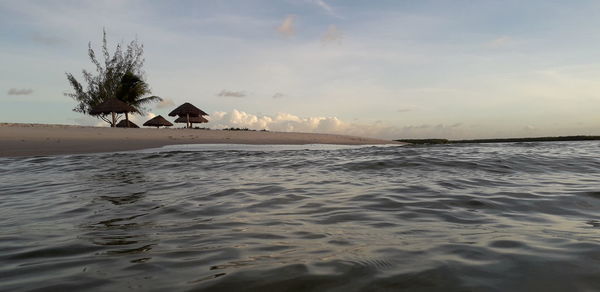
[168,102,209,128]
[116,120,140,128]
[174,115,208,128]
[143,115,173,128]
[90,98,137,127]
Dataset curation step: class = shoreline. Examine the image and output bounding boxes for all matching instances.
[0,123,401,157]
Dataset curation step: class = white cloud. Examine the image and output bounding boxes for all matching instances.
[207,109,466,139]
[210,109,347,133]
[130,112,157,127]
[321,25,343,45]
[277,15,295,37]
[217,89,247,98]
[156,98,175,109]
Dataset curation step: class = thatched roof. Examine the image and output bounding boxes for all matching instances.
[143,115,173,127]
[90,98,137,115]
[168,102,208,117]
[115,120,140,128]
[174,115,208,124]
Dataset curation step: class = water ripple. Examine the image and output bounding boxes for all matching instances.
[1,142,600,291]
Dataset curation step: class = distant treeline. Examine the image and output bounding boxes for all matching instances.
[396,136,600,145]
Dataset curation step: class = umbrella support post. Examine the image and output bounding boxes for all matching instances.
[111,112,116,127]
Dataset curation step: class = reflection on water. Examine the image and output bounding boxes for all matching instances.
[1,142,600,291]
[79,167,157,259]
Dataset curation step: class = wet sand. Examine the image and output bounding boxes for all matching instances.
[0,123,401,157]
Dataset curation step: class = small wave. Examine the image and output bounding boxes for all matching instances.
[2,141,600,291]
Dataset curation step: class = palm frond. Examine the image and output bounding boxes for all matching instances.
[65,31,158,125]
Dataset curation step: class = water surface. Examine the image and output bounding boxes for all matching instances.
[2,142,600,291]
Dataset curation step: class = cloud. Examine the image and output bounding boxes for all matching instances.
[130,112,156,126]
[277,15,295,37]
[31,33,66,45]
[208,109,466,139]
[210,109,343,132]
[407,124,430,129]
[7,88,34,95]
[272,92,286,99]
[156,98,175,109]
[217,89,247,98]
[487,36,512,48]
[396,104,422,113]
[311,0,341,18]
[321,25,343,45]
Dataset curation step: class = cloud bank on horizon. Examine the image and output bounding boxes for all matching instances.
[208,109,468,140]
[2,0,600,139]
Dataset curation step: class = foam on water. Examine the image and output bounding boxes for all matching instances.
[1,141,600,291]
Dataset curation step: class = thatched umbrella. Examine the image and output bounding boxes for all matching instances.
[174,115,208,128]
[168,102,209,128]
[116,119,140,128]
[143,115,173,128]
[90,98,137,127]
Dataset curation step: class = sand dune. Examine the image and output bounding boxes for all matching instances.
[0,123,401,157]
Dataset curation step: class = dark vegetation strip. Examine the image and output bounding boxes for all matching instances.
[396,136,600,145]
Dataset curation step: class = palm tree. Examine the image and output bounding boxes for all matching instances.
[115,71,162,126]
[66,30,163,126]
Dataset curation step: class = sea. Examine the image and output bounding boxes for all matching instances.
[1,141,600,292]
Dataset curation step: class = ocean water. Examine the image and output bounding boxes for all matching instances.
[2,142,600,291]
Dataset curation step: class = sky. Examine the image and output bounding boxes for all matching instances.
[2,0,600,139]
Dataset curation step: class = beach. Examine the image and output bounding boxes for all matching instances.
[0,123,400,157]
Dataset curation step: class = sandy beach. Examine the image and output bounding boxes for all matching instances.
[0,123,401,157]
